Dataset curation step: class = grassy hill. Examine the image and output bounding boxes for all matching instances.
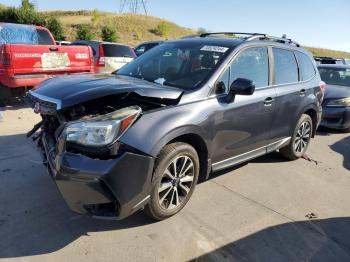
[42,11,350,59]
[43,10,194,47]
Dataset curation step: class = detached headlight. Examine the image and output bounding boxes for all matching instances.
[326,97,350,107]
[65,106,141,147]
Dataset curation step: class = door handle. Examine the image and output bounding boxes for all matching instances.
[49,47,59,51]
[299,89,306,96]
[264,97,274,106]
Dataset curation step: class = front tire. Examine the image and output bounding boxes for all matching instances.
[145,142,200,221]
[280,114,313,160]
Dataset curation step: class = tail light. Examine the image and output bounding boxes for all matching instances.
[319,81,326,93]
[0,51,11,66]
[97,44,105,67]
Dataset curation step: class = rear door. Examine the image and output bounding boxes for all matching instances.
[268,47,308,146]
[211,46,276,170]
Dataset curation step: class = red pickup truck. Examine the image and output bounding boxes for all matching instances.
[0,23,94,105]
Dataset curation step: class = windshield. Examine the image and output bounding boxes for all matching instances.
[116,42,232,90]
[319,67,350,87]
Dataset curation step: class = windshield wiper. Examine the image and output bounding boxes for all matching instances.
[163,81,181,88]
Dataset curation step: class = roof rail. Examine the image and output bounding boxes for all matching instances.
[247,34,300,47]
[200,32,266,38]
[200,32,300,47]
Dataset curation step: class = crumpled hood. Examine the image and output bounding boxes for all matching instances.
[30,74,183,109]
[324,84,350,100]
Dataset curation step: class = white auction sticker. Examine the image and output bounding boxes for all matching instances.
[200,46,229,53]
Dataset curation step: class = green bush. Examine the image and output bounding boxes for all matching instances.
[101,25,118,42]
[152,21,170,37]
[46,17,64,40]
[0,0,63,40]
[76,24,94,40]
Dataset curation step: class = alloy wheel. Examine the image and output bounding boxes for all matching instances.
[158,156,194,210]
[294,121,311,153]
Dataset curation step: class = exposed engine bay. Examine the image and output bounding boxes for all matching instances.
[28,92,178,159]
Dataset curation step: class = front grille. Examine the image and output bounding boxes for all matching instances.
[28,93,58,115]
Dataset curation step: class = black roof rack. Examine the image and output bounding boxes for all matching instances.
[199,32,300,47]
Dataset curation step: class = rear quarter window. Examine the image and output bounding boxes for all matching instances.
[273,48,298,85]
[295,52,316,81]
[102,44,135,58]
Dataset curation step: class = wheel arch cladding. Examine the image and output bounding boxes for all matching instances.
[167,133,210,182]
[303,107,318,137]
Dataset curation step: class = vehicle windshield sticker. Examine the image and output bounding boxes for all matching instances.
[154,78,166,85]
[201,46,229,53]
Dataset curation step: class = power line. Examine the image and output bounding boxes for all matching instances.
[119,0,148,16]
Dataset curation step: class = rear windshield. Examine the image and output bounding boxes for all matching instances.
[102,44,135,58]
[0,24,53,45]
[318,67,350,87]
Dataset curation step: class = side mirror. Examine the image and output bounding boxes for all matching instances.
[225,78,255,103]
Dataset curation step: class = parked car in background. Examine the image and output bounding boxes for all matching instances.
[134,41,163,56]
[0,23,94,105]
[315,56,347,65]
[318,64,350,132]
[56,41,72,46]
[70,40,136,73]
[27,32,323,221]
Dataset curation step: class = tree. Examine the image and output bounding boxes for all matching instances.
[21,0,35,11]
[197,27,207,35]
[76,24,94,40]
[46,17,64,40]
[101,25,118,42]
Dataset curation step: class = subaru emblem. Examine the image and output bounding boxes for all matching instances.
[33,102,41,114]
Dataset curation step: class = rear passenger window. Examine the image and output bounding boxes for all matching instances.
[273,48,298,85]
[295,52,316,81]
[230,47,269,88]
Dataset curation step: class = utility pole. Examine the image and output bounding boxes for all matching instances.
[119,0,148,16]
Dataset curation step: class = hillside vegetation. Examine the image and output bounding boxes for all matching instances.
[43,10,350,58]
[43,10,194,47]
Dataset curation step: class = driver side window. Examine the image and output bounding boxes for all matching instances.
[215,47,269,95]
[230,47,269,88]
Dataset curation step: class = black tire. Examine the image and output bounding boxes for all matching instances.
[144,142,200,220]
[0,84,12,107]
[280,114,313,160]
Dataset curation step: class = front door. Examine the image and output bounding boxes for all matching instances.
[210,47,276,171]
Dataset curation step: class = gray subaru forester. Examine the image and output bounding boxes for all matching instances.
[28,32,324,221]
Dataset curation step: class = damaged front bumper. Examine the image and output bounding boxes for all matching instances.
[38,131,154,220]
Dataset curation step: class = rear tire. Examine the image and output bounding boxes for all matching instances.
[0,84,11,107]
[280,114,313,160]
[144,142,199,221]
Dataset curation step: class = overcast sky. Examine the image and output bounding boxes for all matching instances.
[2,0,350,52]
